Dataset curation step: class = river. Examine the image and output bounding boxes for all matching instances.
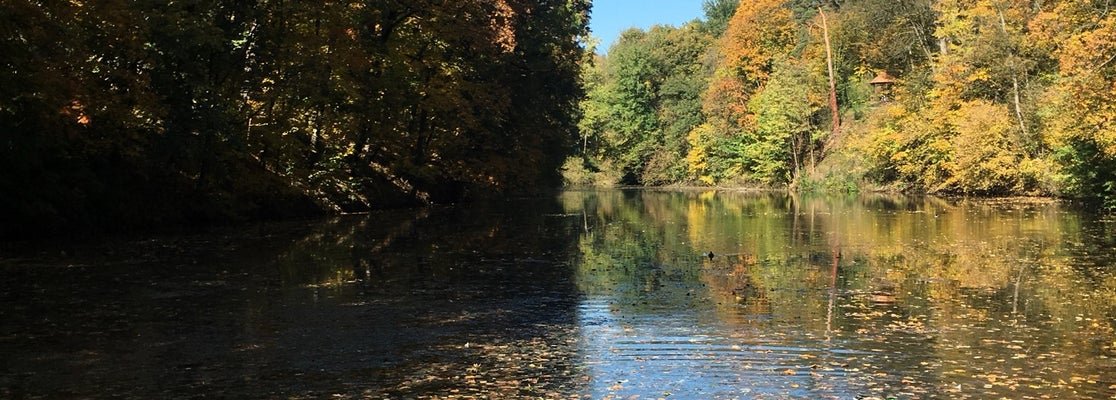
[2,189,1114,399]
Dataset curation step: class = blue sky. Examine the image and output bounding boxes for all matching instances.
[588,0,706,52]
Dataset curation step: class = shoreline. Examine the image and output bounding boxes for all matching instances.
[566,184,1065,202]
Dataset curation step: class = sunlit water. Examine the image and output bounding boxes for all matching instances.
[2,189,1115,399]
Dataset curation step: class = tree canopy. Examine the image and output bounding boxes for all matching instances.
[572,0,1116,209]
[1,0,590,237]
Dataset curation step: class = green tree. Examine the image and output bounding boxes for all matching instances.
[702,0,739,36]
[577,24,713,185]
[747,61,821,184]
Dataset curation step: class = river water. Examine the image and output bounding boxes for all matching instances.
[2,189,1115,399]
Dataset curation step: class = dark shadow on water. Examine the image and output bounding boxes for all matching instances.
[1,198,588,398]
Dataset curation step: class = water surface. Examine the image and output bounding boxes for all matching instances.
[2,190,1115,399]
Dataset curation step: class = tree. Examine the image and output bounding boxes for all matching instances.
[702,0,739,36]
[688,0,800,184]
[0,0,591,237]
[573,0,1114,203]
[748,61,821,183]
[576,24,713,185]
[1033,0,1116,206]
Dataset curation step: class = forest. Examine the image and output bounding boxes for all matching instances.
[569,0,1116,209]
[0,0,589,237]
[3,3,1115,396]
[4,0,1116,238]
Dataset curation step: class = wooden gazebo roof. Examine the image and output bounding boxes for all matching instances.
[870,71,897,85]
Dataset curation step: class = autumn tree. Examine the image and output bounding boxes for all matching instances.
[1032,0,1116,206]
[0,0,591,237]
[572,0,1115,204]
[688,0,801,184]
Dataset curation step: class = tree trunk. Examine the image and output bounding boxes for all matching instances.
[1012,76,1028,139]
[998,10,1029,140]
[791,132,801,182]
[820,8,840,139]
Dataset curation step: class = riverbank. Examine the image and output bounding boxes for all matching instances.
[567,183,1068,204]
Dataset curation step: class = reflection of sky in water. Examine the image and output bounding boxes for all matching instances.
[576,293,876,398]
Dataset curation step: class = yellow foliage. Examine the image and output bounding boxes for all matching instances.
[1043,11,1116,159]
[965,69,991,83]
[855,89,1049,194]
[686,123,716,184]
[946,101,1024,193]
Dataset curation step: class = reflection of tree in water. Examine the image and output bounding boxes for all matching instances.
[562,189,1116,398]
[562,190,707,313]
[702,253,770,319]
[10,191,1111,398]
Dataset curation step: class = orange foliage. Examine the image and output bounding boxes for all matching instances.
[702,73,754,130]
[718,0,796,87]
[490,0,518,53]
[700,0,795,133]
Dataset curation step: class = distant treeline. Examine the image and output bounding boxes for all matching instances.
[0,0,589,237]
[569,0,1116,209]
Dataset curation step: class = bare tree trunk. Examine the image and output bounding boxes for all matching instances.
[998,10,1029,140]
[908,20,935,62]
[1012,76,1028,138]
[820,8,840,143]
[791,133,801,183]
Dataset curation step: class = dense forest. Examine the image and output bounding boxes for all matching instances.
[1,0,589,237]
[568,0,1116,209]
[5,0,1116,238]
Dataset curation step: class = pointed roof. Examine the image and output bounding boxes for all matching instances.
[870,71,897,85]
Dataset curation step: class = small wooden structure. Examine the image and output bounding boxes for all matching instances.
[869,71,897,102]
